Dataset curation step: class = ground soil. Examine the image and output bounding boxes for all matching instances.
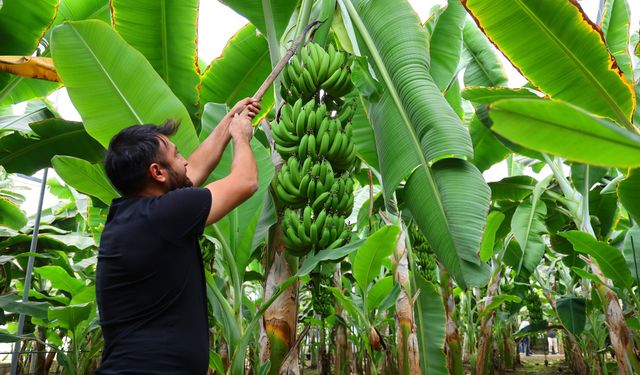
[507,353,571,374]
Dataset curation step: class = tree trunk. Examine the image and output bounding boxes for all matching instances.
[334,268,349,375]
[394,230,420,374]
[261,222,300,375]
[440,267,464,375]
[319,321,329,375]
[475,266,500,375]
[29,325,46,374]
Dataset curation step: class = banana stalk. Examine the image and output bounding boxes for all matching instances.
[394,230,420,374]
[439,267,464,375]
[260,222,301,375]
[475,263,501,375]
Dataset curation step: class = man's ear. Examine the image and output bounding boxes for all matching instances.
[148,163,167,183]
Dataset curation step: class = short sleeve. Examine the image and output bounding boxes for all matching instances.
[150,187,212,239]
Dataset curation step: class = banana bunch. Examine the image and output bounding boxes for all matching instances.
[273,42,357,257]
[271,98,356,169]
[281,43,354,101]
[282,206,350,257]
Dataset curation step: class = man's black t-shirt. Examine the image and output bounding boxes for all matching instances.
[96,188,212,374]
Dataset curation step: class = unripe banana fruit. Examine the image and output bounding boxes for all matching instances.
[273,42,358,257]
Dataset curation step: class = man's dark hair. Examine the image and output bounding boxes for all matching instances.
[105,120,180,197]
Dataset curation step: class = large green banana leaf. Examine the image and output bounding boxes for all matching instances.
[561,230,634,289]
[51,155,120,205]
[428,0,466,92]
[556,296,586,336]
[0,119,104,175]
[345,0,473,165]
[469,116,509,172]
[0,0,59,105]
[352,225,400,293]
[462,0,635,129]
[489,98,640,168]
[343,0,489,288]
[414,276,447,375]
[600,0,633,81]
[199,24,273,120]
[51,20,199,156]
[112,0,200,114]
[218,0,297,40]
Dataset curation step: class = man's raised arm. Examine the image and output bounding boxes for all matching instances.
[186,98,261,186]
[204,112,259,225]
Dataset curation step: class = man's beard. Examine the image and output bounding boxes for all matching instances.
[166,166,193,191]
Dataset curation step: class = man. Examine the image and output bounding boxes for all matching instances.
[518,317,531,356]
[547,329,558,354]
[96,98,260,374]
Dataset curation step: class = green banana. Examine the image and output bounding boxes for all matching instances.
[298,134,309,159]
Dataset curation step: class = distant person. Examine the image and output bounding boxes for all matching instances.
[518,318,532,356]
[96,98,261,374]
[547,329,558,354]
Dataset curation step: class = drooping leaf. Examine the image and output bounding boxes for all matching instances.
[199,24,273,121]
[489,98,640,168]
[298,239,365,276]
[48,302,93,332]
[112,0,200,114]
[55,0,111,24]
[346,0,473,165]
[51,20,199,156]
[0,294,50,320]
[414,275,447,375]
[352,225,400,292]
[480,211,505,262]
[51,155,120,205]
[463,0,635,128]
[489,175,536,202]
[622,225,640,284]
[617,168,640,222]
[0,105,54,133]
[461,20,508,87]
[218,0,297,39]
[561,230,634,289]
[600,0,633,81]
[0,197,26,230]
[556,296,586,336]
[366,276,393,311]
[428,0,466,91]
[34,265,86,296]
[0,119,104,175]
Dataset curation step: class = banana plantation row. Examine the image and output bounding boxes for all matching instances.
[0,0,639,374]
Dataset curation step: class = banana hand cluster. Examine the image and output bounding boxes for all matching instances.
[282,206,350,257]
[273,43,357,257]
[272,98,356,169]
[281,43,354,101]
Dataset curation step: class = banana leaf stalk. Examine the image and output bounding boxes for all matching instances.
[394,230,420,374]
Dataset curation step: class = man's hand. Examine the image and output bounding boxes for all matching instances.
[229,98,261,119]
[229,113,254,143]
